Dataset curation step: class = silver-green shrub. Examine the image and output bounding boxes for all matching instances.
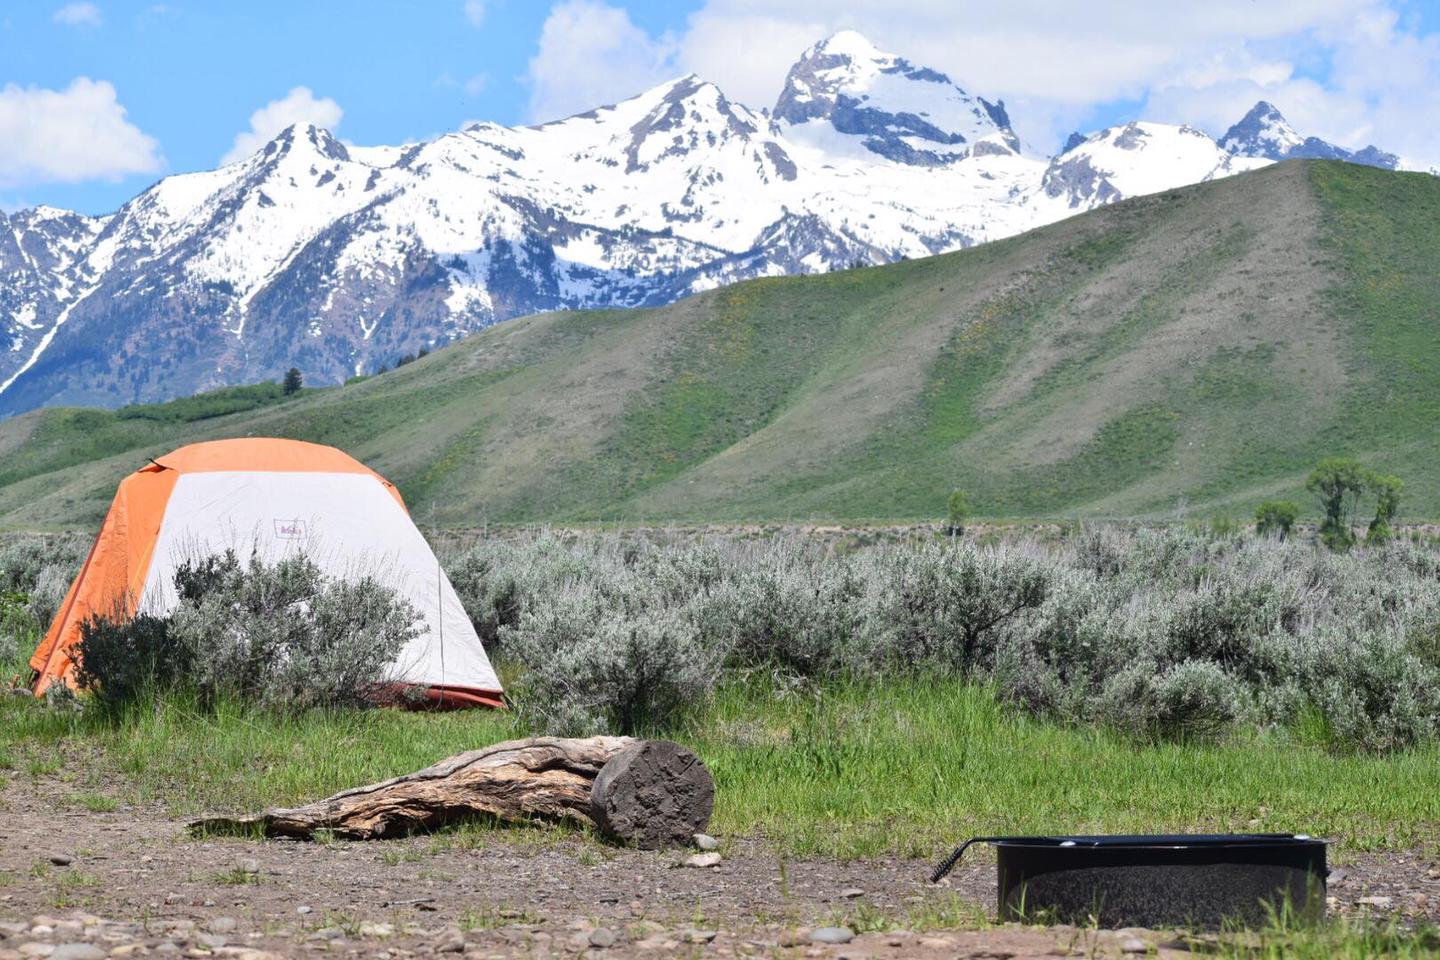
[858,541,1051,673]
[0,533,87,668]
[502,559,725,735]
[167,552,421,710]
[699,540,869,679]
[444,527,1440,750]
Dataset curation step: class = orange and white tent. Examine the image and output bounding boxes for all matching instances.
[30,438,502,708]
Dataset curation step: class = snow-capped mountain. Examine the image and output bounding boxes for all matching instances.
[773,30,1019,165]
[0,34,1410,416]
[1221,101,1400,169]
[1039,121,1269,208]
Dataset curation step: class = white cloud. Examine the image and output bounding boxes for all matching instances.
[221,86,343,165]
[526,0,679,122]
[463,0,486,27]
[525,0,1440,164]
[52,2,101,27]
[0,78,161,187]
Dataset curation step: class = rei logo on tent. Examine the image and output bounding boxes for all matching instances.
[273,519,308,540]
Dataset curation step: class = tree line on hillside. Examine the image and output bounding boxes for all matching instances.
[946,457,1405,550]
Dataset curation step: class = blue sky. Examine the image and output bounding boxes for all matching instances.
[4,0,1438,215]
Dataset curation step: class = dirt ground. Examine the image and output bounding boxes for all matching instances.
[1,773,1437,959]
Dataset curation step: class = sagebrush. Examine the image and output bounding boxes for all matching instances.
[0,534,87,669]
[74,551,422,711]
[443,527,1440,748]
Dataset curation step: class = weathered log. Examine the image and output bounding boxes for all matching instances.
[590,739,715,849]
[188,736,714,848]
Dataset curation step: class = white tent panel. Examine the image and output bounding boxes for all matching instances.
[137,470,499,692]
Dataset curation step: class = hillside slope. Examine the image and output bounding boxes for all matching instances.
[0,31,1404,419]
[1,161,1436,529]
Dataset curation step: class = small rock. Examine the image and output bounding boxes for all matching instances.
[295,906,311,916]
[238,859,259,875]
[809,928,854,945]
[153,944,180,955]
[682,931,718,944]
[683,853,722,869]
[26,929,51,938]
[16,946,54,959]
[207,919,237,935]
[47,855,72,867]
[1328,868,1349,886]
[588,929,617,949]
[692,834,719,852]
[778,930,811,948]
[310,928,345,942]
[196,934,228,950]
[357,923,393,939]
[436,937,464,954]
[1119,937,1148,954]
[918,937,954,949]
[839,888,865,899]
[1358,896,1394,909]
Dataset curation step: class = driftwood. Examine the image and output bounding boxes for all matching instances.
[189,736,714,849]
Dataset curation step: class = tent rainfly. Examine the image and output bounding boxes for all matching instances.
[29,438,502,708]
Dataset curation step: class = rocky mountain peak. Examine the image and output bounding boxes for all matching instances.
[620,74,763,172]
[1220,100,1399,170]
[773,31,1018,165]
[256,122,352,166]
[1220,101,1304,159]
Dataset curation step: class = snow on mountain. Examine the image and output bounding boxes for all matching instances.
[774,30,1018,166]
[0,36,1411,416]
[1221,101,1400,170]
[1039,121,1268,209]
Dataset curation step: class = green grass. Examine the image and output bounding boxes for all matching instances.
[116,381,292,423]
[1,162,1439,528]
[3,678,1436,862]
[68,791,118,812]
[4,678,1437,952]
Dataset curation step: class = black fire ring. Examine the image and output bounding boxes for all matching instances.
[931,834,1327,929]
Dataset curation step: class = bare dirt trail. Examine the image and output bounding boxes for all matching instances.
[0,773,1434,959]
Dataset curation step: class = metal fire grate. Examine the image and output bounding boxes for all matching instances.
[931,833,1327,928]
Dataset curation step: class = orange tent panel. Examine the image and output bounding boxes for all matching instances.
[30,465,178,694]
[29,439,420,696]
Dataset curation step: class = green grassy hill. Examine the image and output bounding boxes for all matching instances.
[2,160,1437,530]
